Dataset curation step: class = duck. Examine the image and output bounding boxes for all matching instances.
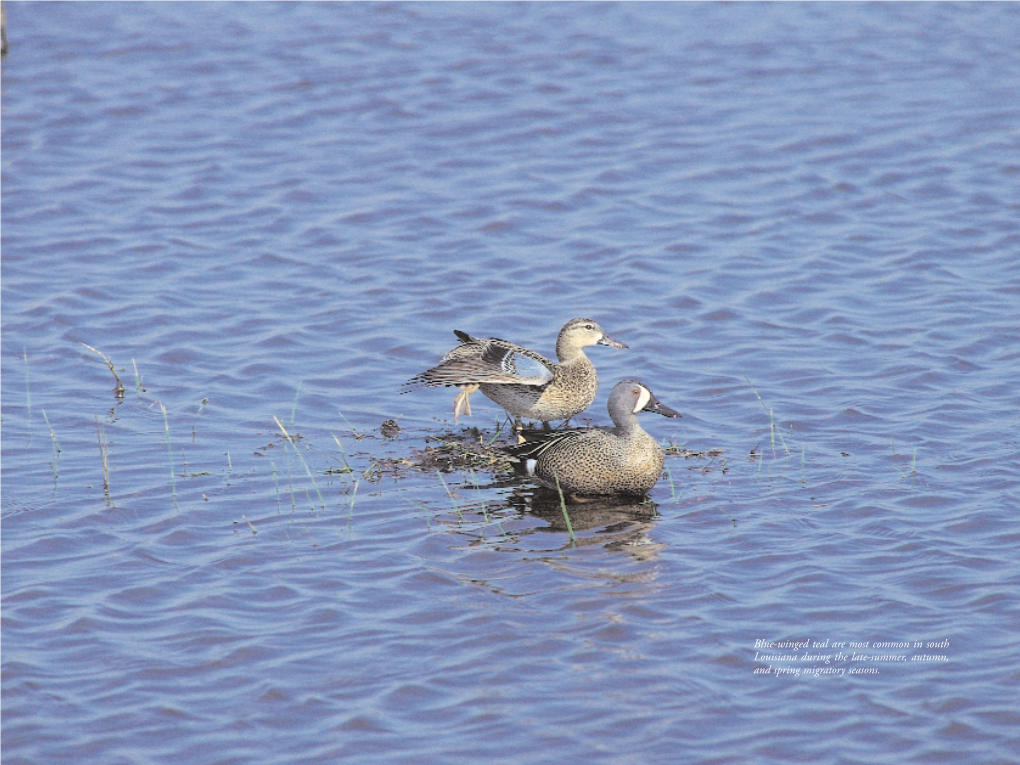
[405,318,627,428]
[506,379,680,497]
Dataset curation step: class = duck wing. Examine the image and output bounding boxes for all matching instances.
[506,427,588,462]
[408,331,556,388]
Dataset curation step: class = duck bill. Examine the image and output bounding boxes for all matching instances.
[597,332,628,349]
[643,394,681,418]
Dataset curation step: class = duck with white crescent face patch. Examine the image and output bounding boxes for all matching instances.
[507,379,681,497]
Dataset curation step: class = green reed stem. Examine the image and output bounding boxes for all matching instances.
[436,473,465,522]
[744,376,790,456]
[896,446,918,482]
[337,409,363,439]
[274,415,325,510]
[553,473,576,544]
[23,348,32,431]
[663,461,679,503]
[467,469,490,521]
[286,461,297,512]
[271,461,281,511]
[348,480,359,528]
[42,409,60,478]
[407,499,433,530]
[436,469,461,517]
[158,402,177,501]
[331,433,354,473]
[290,382,302,425]
[95,416,109,491]
[132,359,144,393]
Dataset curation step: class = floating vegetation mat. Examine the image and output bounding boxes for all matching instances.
[374,426,517,477]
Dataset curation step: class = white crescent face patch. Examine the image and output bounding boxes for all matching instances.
[633,385,650,414]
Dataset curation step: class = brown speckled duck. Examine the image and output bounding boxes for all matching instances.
[507,379,681,497]
[405,318,627,428]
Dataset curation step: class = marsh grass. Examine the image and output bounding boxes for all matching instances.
[16,357,539,535]
[95,416,111,503]
[662,461,679,503]
[290,383,302,425]
[407,499,433,530]
[158,402,177,503]
[552,473,576,544]
[274,415,325,511]
[347,480,359,529]
[436,469,464,519]
[330,433,355,474]
[337,409,364,440]
[284,461,297,512]
[892,443,918,483]
[744,376,790,457]
[80,342,126,398]
[23,349,32,437]
[132,359,144,393]
[41,409,60,490]
[467,469,491,522]
[753,446,764,476]
[271,461,281,511]
[485,416,508,445]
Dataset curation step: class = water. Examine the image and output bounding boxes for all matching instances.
[3,3,1019,763]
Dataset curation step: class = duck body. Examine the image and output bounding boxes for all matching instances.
[508,379,681,497]
[476,345,598,422]
[407,318,626,426]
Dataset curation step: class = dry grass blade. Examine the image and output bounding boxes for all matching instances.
[80,342,126,398]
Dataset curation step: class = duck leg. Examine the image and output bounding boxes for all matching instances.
[512,415,526,444]
[452,384,479,424]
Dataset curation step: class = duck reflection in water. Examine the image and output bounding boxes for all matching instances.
[505,487,664,561]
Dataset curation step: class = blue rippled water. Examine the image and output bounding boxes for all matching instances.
[3,3,1019,764]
